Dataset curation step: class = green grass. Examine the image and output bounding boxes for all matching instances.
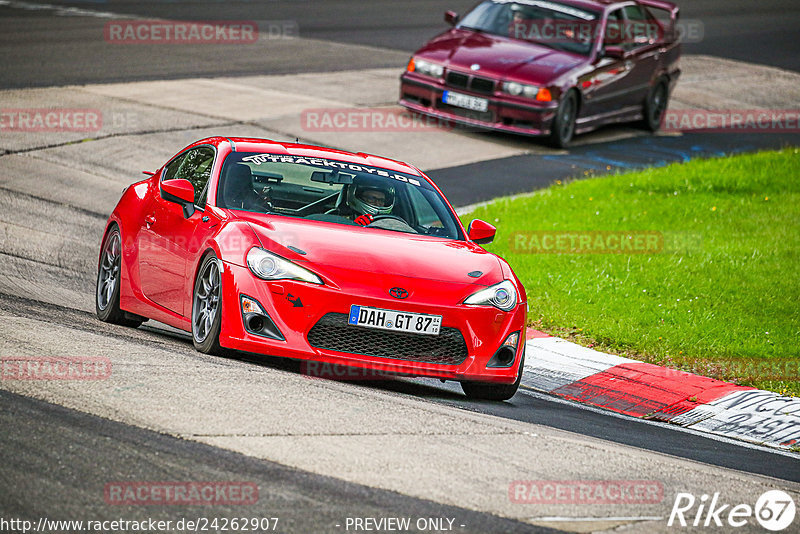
[462,148,800,396]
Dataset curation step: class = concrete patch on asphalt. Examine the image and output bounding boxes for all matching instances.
[671,55,800,110]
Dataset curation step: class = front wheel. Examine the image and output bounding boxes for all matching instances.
[548,91,578,148]
[96,225,143,327]
[642,79,668,132]
[192,253,225,355]
[461,345,525,401]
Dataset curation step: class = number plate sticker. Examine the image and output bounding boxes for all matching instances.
[442,90,489,112]
[348,305,442,335]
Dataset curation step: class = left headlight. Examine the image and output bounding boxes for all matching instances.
[502,81,552,101]
[246,247,323,285]
[464,280,518,312]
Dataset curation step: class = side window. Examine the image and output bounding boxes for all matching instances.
[161,146,215,206]
[604,10,624,49]
[623,4,655,48]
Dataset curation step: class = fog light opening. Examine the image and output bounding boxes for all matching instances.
[246,314,265,333]
[496,346,515,366]
[240,295,285,341]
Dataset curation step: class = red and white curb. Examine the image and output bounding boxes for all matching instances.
[523,330,800,451]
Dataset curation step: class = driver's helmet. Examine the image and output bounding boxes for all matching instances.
[347,176,395,216]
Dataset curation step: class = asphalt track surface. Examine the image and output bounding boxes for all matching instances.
[0,389,553,534]
[0,0,798,89]
[1,1,800,532]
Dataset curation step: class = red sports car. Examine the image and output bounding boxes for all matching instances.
[399,0,681,146]
[96,137,527,400]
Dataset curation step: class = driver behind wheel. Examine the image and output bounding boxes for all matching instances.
[346,177,395,226]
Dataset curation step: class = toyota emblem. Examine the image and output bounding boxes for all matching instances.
[389,287,409,299]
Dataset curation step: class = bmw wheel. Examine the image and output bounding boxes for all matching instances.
[548,90,578,148]
[642,78,668,132]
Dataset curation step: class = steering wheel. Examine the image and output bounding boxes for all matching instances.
[367,215,408,225]
[366,215,419,234]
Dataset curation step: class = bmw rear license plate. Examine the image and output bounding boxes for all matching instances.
[442,90,489,112]
[348,305,441,335]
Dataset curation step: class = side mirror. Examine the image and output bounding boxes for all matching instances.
[603,46,626,60]
[160,179,196,218]
[467,219,496,245]
[444,10,459,26]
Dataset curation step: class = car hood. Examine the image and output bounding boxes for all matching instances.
[236,214,504,287]
[418,29,585,85]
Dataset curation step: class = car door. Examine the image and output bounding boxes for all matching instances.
[579,8,639,118]
[138,146,215,316]
[618,3,663,105]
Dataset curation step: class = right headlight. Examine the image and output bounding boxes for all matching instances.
[409,57,444,79]
[246,247,323,285]
[464,280,518,312]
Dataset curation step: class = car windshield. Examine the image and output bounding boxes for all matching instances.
[458,0,599,56]
[216,152,463,240]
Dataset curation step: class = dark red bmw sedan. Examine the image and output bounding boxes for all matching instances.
[399,0,681,146]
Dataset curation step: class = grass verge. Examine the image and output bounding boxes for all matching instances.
[462,148,800,396]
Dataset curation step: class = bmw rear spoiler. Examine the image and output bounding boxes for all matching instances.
[638,0,680,42]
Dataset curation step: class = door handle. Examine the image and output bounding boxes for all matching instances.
[144,215,156,227]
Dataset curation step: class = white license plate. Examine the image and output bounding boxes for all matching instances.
[443,90,489,112]
[348,305,442,336]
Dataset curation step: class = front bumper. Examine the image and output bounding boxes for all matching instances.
[218,262,527,384]
[399,73,559,137]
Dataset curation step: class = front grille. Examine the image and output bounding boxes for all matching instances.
[307,313,468,365]
[470,76,495,94]
[445,71,495,95]
[446,71,469,89]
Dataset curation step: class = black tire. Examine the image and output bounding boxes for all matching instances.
[96,225,143,328]
[642,78,668,132]
[192,253,225,355]
[548,90,578,148]
[461,345,525,401]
